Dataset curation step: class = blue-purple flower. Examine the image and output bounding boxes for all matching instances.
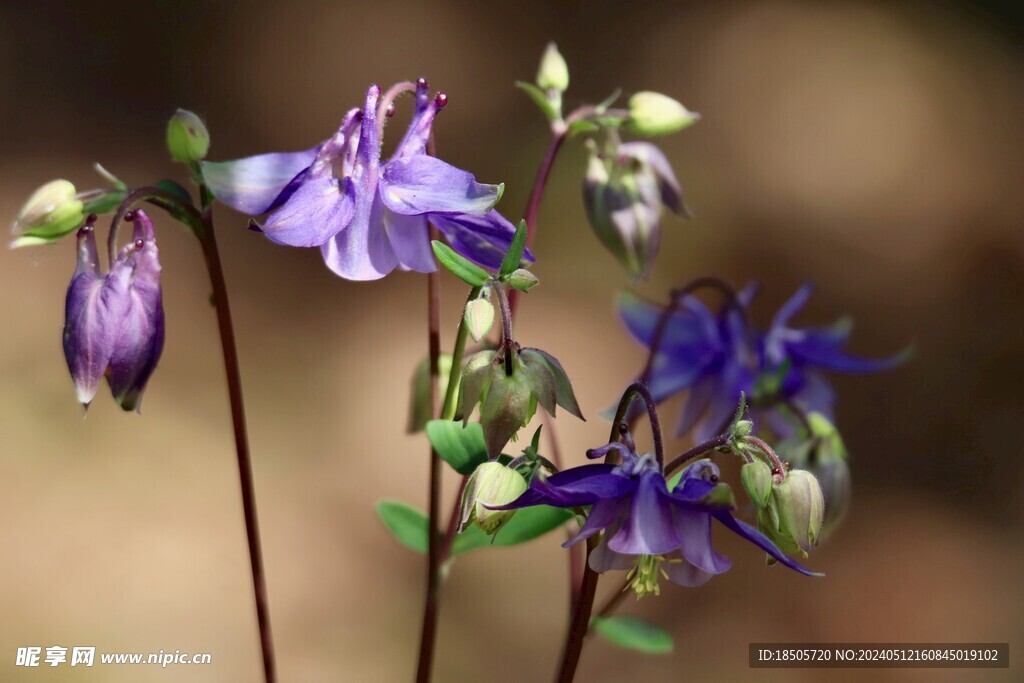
[202,79,531,280]
[491,444,817,596]
[619,283,908,440]
[63,210,164,411]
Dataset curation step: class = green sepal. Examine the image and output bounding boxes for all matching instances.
[498,220,529,277]
[431,240,491,287]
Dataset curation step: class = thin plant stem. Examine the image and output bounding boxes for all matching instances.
[416,280,482,683]
[416,258,443,683]
[508,131,567,318]
[112,187,276,682]
[197,217,277,683]
[555,536,600,683]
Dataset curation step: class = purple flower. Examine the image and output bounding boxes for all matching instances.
[202,80,531,280]
[63,210,164,411]
[619,283,908,440]
[492,444,817,596]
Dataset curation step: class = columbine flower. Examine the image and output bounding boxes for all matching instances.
[202,79,530,280]
[63,210,164,411]
[618,282,908,440]
[583,140,686,279]
[490,445,817,597]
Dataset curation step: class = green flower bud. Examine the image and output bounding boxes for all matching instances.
[10,179,85,248]
[480,371,534,458]
[626,91,699,136]
[536,42,569,92]
[732,419,754,437]
[775,413,850,539]
[505,268,539,292]
[166,108,210,163]
[741,459,773,509]
[464,297,495,343]
[770,469,825,555]
[458,461,528,534]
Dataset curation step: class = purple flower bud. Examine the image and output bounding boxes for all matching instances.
[62,210,164,411]
[583,141,686,279]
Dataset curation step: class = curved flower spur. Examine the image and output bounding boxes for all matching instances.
[201,79,531,279]
[63,210,164,411]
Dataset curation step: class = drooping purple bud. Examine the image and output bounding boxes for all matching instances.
[63,215,126,407]
[107,209,165,411]
[61,210,164,412]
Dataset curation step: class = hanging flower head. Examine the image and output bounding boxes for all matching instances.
[63,210,164,411]
[618,282,909,440]
[490,441,818,597]
[202,79,531,280]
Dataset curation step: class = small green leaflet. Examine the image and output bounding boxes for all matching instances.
[498,220,529,277]
[376,500,428,554]
[426,420,488,475]
[591,616,673,654]
[515,81,558,122]
[431,241,491,287]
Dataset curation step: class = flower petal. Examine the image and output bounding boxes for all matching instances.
[382,208,435,272]
[201,148,318,215]
[379,155,501,216]
[607,471,679,556]
[712,511,823,577]
[488,464,630,510]
[619,141,686,216]
[391,79,439,160]
[431,210,535,270]
[588,526,636,572]
[663,555,715,587]
[672,507,732,575]
[564,497,629,547]
[320,192,397,280]
[261,176,355,247]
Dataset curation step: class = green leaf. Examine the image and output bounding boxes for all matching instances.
[426,420,489,475]
[591,616,673,654]
[567,120,601,138]
[154,179,195,206]
[431,240,491,287]
[515,81,558,122]
[499,220,528,277]
[452,505,571,556]
[376,500,429,554]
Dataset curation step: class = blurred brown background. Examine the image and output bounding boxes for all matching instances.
[1,1,1022,681]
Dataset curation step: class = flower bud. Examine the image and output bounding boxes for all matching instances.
[626,91,699,137]
[769,469,824,555]
[459,461,528,534]
[732,419,754,437]
[582,141,685,279]
[776,413,850,539]
[536,42,569,92]
[741,459,773,509]
[166,108,210,163]
[464,296,495,342]
[480,372,534,458]
[505,268,539,292]
[63,210,164,411]
[10,180,86,247]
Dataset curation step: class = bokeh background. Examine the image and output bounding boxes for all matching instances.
[1,1,1022,681]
